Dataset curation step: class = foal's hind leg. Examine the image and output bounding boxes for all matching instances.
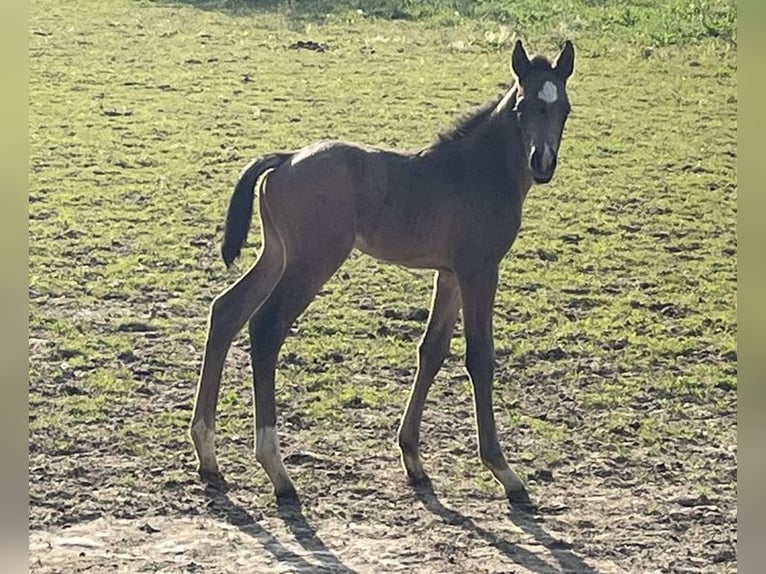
[247,231,354,499]
[246,265,332,499]
[190,236,284,484]
[457,264,530,504]
[398,270,460,484]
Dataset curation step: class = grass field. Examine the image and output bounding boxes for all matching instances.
[29,0,736,571]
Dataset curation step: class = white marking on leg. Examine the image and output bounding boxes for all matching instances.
[402,451,426,480]
[537,81,558,104]
[256,426,295,494]
[256,426,280,458]
[191,420,218,473]
[485,459,526,494]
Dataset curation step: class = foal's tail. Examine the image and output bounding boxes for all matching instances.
[221,153,291,268]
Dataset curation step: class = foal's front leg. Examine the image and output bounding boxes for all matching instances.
[458,265,530,504]
[398,270,461,483]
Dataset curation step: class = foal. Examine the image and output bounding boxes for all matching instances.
[190,40,575,504]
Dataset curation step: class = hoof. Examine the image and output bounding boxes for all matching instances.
[199,468,228,492]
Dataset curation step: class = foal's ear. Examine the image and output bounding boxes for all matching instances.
[554,40,575,81]
[510,39,531,81]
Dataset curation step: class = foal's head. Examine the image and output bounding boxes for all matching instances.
[509,40,575,184]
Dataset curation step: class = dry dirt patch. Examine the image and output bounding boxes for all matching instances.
[30,491,630,574]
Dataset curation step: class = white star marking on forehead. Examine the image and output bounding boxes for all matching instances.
[537,81,558,104]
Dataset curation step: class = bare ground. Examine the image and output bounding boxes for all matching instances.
[29,326,736,573]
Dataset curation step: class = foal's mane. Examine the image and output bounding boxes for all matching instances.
[433,93,505,145]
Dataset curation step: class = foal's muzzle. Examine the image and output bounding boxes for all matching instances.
[530,144,558,184]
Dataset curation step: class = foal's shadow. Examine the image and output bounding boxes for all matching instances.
[204,487,356,573]
[413,481,599,574]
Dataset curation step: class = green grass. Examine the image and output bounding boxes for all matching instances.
[29,0,735,534]
[161,0,736,52]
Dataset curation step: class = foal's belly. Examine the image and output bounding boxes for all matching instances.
[353,232,447,269]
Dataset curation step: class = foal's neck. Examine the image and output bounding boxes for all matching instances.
[415,86,532,196]
[468,87,531,191]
